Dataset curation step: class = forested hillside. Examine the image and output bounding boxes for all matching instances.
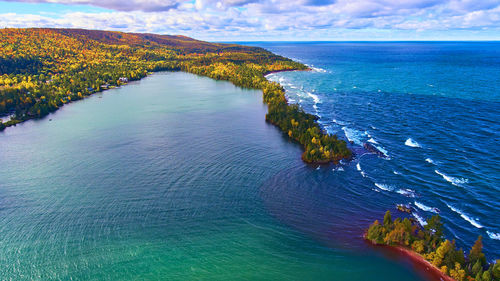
[0,28,351,163]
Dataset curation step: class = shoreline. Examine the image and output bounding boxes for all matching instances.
[1,66,351,166]
[363,236,454,281]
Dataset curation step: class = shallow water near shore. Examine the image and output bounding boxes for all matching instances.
[0,72,427,280]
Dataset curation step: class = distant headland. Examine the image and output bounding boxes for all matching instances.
[0,28,350,164]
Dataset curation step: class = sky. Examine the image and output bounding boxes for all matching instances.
[0,0,499,41]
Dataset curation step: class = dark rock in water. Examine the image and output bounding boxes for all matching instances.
[364,142,387,158]
[396,204,412,214]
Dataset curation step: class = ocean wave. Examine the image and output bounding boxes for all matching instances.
[374,183,394,191]
[307,92,321,104]
[332,119,346,126]
[435,170,468,187]
[393,170,401,175]
[446,204,483,229]
[367,138,378,144]
[308,65,327,73]
[342,127,367,146]
[487,231,500,240]
[414,201,439,213]
[361,171,367,177]
[425,158,436,165]
[375,145,390,159]
[333,166,345,172]
[405,138,422,148]
[413,213,428,226]
[396,188,416,198]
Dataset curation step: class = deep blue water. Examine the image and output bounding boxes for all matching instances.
[248,42,500,258]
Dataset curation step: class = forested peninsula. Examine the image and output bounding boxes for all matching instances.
[366,211,500,281]
[0,28,350,164]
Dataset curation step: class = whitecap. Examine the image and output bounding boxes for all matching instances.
[361,171,367,177]
[374,183,394,191]
[405,138,422,148]
[307,92,321,104]
[308,65,327,73]
[332,119,346,126]
[413,213,428,226]
[370,125,377,130]
[356,163,361,171]
[425,158,436,165]
[414,201,439,213]
[367,138,378,144]
[487,231,500,240]
[396,188,416,198]
[393,170,401,175]
[435,170,468,187]
[342,127,367,146]
[375,145,390,159]
[446,204,483,229]
[333,166,344,172]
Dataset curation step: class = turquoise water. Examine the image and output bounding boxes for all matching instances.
[0,72,426,280]
[249,42,500,258]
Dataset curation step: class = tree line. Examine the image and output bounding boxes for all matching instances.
[0,28,351,164]
[366,211,499,281]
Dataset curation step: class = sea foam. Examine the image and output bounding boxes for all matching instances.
[435,170,468,187]
[405,138,422,148]
[308,65,328,73]
[414,201,439,213]
[307,92,321,104]
[396,188,416,198]
[413,213,428,227]
[446,204,483,229]
[332,119,346,126]
[487,231,500,240]
[333,166,345,172]
[425,158,436,165]
[375,183,394,191]
[342,127,366,146]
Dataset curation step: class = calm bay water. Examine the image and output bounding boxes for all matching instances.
[249,41,500,258]
[0,72,427,280]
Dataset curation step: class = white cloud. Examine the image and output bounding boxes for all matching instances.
[1,0,500,40]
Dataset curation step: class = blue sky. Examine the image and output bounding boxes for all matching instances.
[1,0,499,41]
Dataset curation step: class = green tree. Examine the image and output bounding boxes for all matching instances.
[383,210,392,228]
[469,236,487,267]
